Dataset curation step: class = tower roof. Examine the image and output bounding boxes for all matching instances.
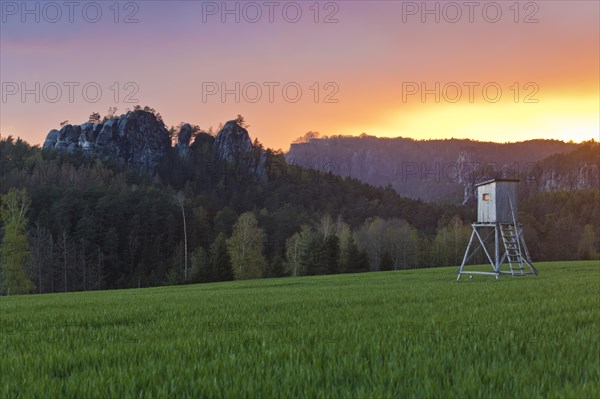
[474,178,520,188]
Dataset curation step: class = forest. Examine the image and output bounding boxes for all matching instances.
[0,123,598,295]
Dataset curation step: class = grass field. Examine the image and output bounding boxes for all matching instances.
[1,260,599,398]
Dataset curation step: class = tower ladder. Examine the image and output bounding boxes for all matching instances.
[500,224,525,275]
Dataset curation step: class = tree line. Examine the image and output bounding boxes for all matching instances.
[0,132,598,295]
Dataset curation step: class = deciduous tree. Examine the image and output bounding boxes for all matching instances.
[227,212,266,280]
[0,188,33,295]
[578,224,599,260]
[284,232,302,277]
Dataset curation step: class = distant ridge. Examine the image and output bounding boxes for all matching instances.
[286,135,596,204]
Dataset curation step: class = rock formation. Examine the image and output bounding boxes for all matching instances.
[214,120,253,161]
[42,111,264,178]
[43,111,173,175]
[176,123,193,159]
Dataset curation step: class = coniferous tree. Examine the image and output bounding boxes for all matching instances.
[267,253,285,278]
[211,233,233,281]
[349,247,370,274]
[298,226,323,276]
[324,234,341,274]
[189,246,210,283]
[29,224,53,294]
[381,250,394,271]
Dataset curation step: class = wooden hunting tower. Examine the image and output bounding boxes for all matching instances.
[476,179,519,224]
[457,179,538,279]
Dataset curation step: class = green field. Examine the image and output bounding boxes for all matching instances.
[1,261,599,398]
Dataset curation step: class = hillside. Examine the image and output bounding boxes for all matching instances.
[1,261,598,398]
[0,111,470,294]
[286,136,597,204]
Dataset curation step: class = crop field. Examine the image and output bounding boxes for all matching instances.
[1,260,599,398]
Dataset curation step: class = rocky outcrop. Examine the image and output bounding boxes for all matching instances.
[54,125,81,152]
[457,149,476,205]
[175,123,193,159]
[214,120,266,180]
[532,143,600,192]
[538,163,599,191]
[42,112,265,178]
[43,129,59,150]
[215,121,253,161]
[43,111,171,175]
[78,122,98,153]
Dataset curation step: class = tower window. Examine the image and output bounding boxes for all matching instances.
[482,193,491,201]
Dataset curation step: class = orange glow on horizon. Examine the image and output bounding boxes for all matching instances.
[0,1,598,150]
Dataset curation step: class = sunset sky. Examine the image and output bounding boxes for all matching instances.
[1,1,599,151]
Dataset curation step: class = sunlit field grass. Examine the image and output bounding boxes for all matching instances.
[1,260,599,398]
